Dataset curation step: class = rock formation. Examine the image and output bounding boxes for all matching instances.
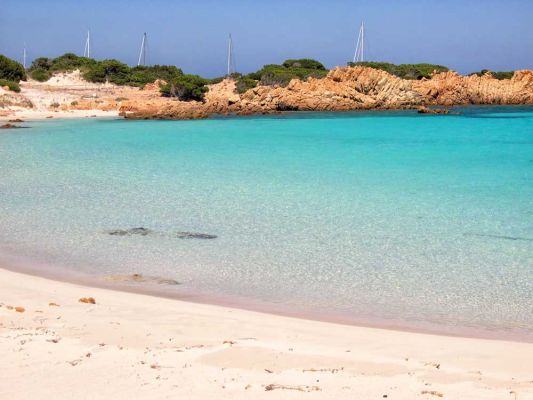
[122,67,533,120]
[412,70,533,105]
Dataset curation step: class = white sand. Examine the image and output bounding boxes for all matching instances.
[1,267,532,399]
[0,108,119,121]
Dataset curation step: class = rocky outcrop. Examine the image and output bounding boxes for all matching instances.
[124,66,532,119]
[412,70,533,105]
[236,67,426,113]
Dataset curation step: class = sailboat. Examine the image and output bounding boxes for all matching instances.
[352,21,364,63]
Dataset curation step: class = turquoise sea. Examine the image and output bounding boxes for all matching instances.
[0,107,532,339]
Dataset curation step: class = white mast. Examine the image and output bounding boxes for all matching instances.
[138,32,147,66]
[226,33,235,76]
[84,30,91,58]
[23,43,27,69]
[352,21,365,63]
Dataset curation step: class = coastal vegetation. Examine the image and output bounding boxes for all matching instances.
[27,53,184,87]
[248,59,328,86]
[470,69,514,80]
[160,74,209,101]
[227,59,328,93]
[0,79,21,92]
[0,54,25,91]
[348,61,449,79]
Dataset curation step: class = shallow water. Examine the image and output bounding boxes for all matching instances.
[1,107,532,339]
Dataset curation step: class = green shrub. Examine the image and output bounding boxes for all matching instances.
[115,97,128,102]
[492,71,514,80]
[48,53,96,72]
[50,102,60,108]
[160,74,209,101]
[0,79,21,92]
[82,59,130,84]
[236,59,327,88]
[30,68,51,82]
[348,61,449,79]
[282,59,326,70]
[0,54,26,82]
[236,76,257,93]
[209,76,224,84]
[70,100,79,106]
[30,57,53,71]
[470,69,514,80]
[126,65,183,87]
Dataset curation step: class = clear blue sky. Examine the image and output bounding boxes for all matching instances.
[1,0,532,77]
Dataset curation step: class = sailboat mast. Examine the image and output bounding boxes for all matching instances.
[227,34,232,76]
[138,32,147,66]
[23,44,26,69]
[361,21,364,62]
[352,21,365,63]
[83,30,91,58]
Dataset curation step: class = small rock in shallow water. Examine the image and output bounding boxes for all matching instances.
[175,232,217,239]
[105,273,180,285]
[104,228,217,239]
[106,227,153,236]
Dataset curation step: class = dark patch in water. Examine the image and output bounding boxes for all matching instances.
[105,227,217,239]
[106,227,153,236]
[463,233,533,242]
[175,232,218,239]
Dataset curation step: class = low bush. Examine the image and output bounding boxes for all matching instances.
[233,58,328,91]
[348,61,449,79]
[30,68,51,82]
[470,69,514,80]
[0,78,21,92]
[282,59,326,70]
[160,74,209,101]
[236,76,258,93]
[209,76,224,84]
[0,54,26,82]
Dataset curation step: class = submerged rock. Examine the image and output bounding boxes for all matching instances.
[105,273,180,285]
[104,227,217,239]
[175,232,218,239]
[106,227,153,236]
[0,123,26,129]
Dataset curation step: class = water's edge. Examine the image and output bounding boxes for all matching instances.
[2,250,531,343]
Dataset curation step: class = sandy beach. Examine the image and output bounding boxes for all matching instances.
[1,266,532,400]
[0,109,120,121]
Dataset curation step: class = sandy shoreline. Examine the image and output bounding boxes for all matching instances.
[0,109,120,121]
[1,266,532,399]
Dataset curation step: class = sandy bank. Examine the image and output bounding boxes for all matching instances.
[1,267,532,399]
